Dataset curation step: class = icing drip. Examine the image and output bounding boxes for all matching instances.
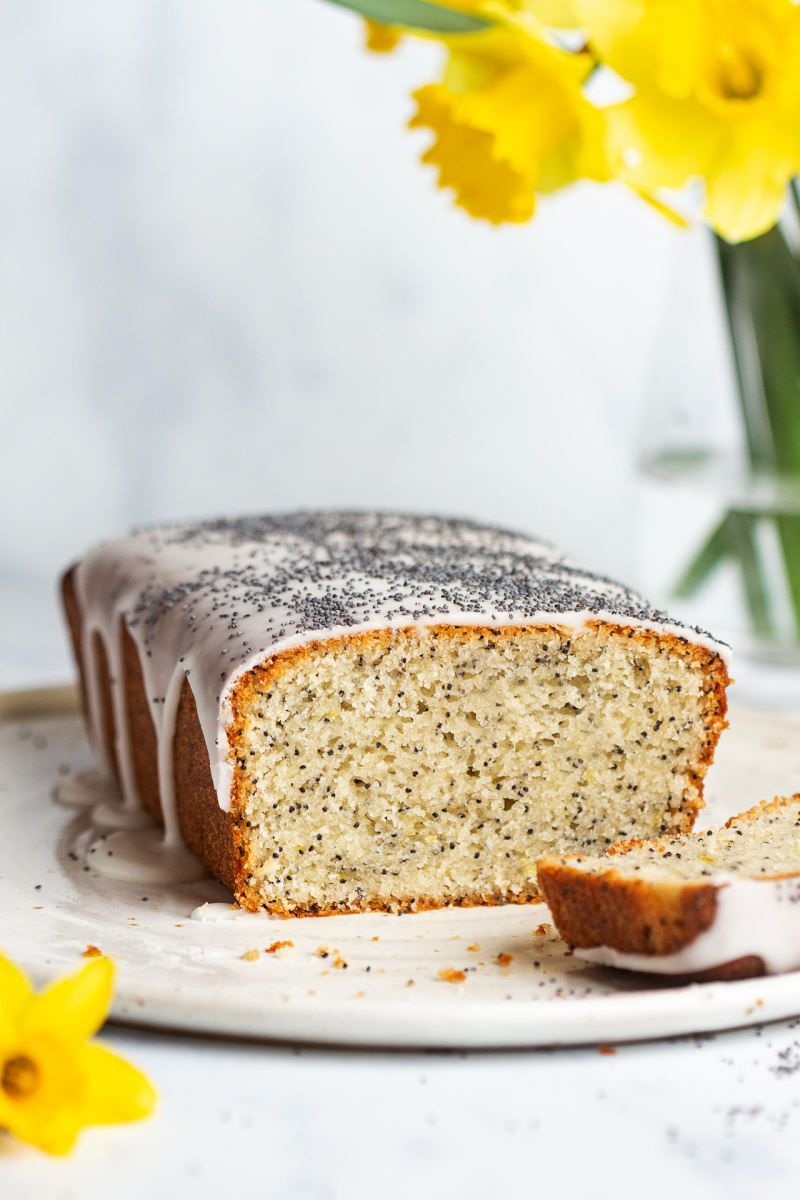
[191,901,254,922]
[87,828,208,885]
[55,770,119,809]
[86,661,207,885]
[72,512,731,869]
[578,875,800,976]
[90,801,154,831]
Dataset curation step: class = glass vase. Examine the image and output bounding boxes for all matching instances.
[638,185,800,683]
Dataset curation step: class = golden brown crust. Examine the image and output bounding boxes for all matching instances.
[234,886,542,918]
[652,955,767,984]
[722,793,800,827]
[173,678,239,894]
[536,860,719,955]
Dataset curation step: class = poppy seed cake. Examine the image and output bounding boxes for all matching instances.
[537,796,800,979]
[61,512,730,914]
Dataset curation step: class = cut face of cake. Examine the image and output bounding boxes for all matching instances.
[62,512,730,914]
[537,796,800,979]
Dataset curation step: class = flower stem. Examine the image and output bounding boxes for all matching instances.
[676,225,800,642]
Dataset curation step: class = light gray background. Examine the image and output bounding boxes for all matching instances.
[0,0,736,689]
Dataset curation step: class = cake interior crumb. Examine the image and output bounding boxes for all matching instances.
[231,624,724,913]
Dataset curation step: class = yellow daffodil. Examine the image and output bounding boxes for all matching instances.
[0,952,156,1155]
[577,0,800,241]
[409,18,611,222]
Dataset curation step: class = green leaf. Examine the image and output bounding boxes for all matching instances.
[322,0,490,34]
[673,509,778,639]
[673,513,731,601]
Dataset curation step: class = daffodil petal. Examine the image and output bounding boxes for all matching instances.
[0,1036,84,1156]
[0,1102,82,1156]
[628,186,689,228]
[26,957,114,1043]
[705,133,793,243]
[606,89,719,190]
[364,17,401,51]
[519,0,581,27]
[0,952,34,1034]
[575,0,649,81]
[411,84,536,221]
[76,1044,157,1127]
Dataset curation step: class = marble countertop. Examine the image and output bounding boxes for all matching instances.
[4,1017,800,1199]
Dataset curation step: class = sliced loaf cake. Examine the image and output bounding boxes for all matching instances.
[537,796,800,978]
[62,512,730,914]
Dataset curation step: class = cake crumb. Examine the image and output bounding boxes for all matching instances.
[316,945,329,958]
[534,923,552,936]
[438,968,466,983]
[83,945,102,958]
[265,940,294,954]
[467,943,480,952]
[241,949,260,962]
[406,979,415,987]
[599,1045,617,1055]
[496,952,514,966]
[372,936,379,941]
[333,954,348,969]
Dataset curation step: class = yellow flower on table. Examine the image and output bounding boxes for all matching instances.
[577,0,800,241]
[409,17,611,223]
[0,952,156,1155]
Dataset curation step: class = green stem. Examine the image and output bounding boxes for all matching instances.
[677,226,800,642]
[674,511,776,639]
[715,227,800,475]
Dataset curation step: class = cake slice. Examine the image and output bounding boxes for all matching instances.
[62,512,730,914]
[537,796,800,979]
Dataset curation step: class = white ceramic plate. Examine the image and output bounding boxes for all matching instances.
[2,687,800,1049]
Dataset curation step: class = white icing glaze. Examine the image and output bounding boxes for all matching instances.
[55,770,119,809]
[578,875,800,976]
[190,901,254,922]
[87,829,208,885]
[90,800,155,831]
[71,514,731,850]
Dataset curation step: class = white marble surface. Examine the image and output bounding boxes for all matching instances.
[3,1021,800,1198]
